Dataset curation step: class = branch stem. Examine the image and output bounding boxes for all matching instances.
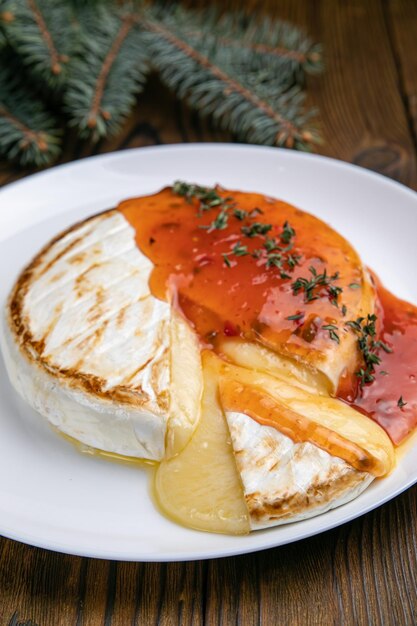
[27,0,61,74]
[0,105,48,150]
[88,15,135,128]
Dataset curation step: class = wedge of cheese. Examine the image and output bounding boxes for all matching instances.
[218,364,394,530]
[225,411,373,530]
[2,210,202,461]
[154,352,394,534]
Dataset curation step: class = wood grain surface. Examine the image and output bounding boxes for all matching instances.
[1,1,417,624]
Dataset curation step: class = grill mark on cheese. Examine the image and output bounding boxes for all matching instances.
[34,252,139,307]
[71,318,109,359]
[86,287,105,324]
[116,304,128,328]
[74,264,101,298]
[37,302,63,354]
[124,356,155,384]
[68,251,87,264]
[49,271,65,284]
[246,467,364,522]
[36,235,86,278]
[54,292,155,353]
[6,210,169,410]
[220,379,382,475]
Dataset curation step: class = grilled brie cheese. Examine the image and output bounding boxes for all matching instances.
[3,183,408,536]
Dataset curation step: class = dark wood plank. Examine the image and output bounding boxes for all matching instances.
[385,0,417,147]
[0,542,206,626]
[0,540,82,625]
[270,0,417,189]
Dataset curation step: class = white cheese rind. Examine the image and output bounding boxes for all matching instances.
[225,410,374,530]
[3,211,173,460]
[1,320,167,459]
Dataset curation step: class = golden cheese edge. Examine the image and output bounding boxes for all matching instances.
[213,353,395,477]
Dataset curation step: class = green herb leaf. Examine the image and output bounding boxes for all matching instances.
[241,222,273,237]
[398,396,407,409]
[346,314,391,387]
[281,220,296,244]
[291,266,342,303]
[287,313,304,321]
[232,242,249,256]
[233,208,247,220]
[222,253,232,267]
[322,323,340,343]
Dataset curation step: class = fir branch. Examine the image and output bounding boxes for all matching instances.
[0,65,61,166]
[0,1,323,167]
[139,11,319,149]
[2,0,75,87]
[65,5,149,140]
[179,8,322,81]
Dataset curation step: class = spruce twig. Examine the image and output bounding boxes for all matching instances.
[2,0,75,87]
[0,65,61,166]
[179,8,322,80]
[65,4,149,139]
[0,0,323,167]
[139,10,319,149]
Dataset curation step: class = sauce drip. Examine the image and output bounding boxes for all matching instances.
[120,186,417,446]
[338,275,417,445]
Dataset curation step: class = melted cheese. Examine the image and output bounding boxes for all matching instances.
[216,355,395,477]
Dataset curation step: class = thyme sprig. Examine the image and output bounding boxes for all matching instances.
[345,314,392,387]
[241,222,272,237]
[322,323,340,343]
[173,181,234,219]
[233,207,263,220]
[291,266,342,305]
[281,221,295,244]
[232,242,249,256]
[173,181,302,278]
[287,312,304,321]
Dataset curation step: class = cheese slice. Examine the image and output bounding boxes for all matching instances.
[2,210,202,461]
[217,359,394,477]
[154,351,249,534]
[225,410,373,530]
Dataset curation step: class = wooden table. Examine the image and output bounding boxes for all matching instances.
[1,1,417,624]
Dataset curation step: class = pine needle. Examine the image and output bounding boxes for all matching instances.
[0,64,61,167]
[65,4,150,140]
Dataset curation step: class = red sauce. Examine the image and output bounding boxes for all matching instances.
[338,275,417,445]
[119,186,417,446]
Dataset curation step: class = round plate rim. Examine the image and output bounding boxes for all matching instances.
[1,142,417,562]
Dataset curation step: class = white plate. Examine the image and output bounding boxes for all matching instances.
[1,144,417,562]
